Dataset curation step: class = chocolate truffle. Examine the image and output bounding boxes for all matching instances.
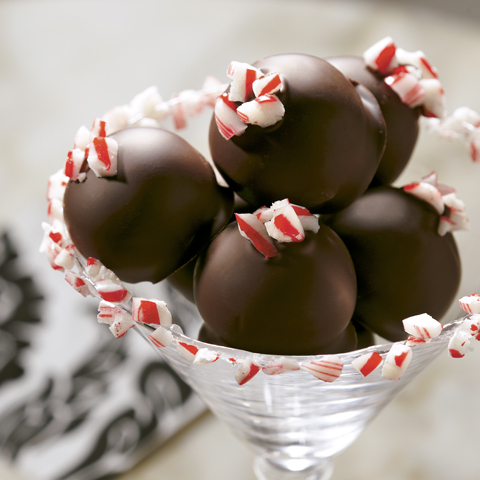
[64,127,233,284]
[327,56,420,186]
[209,54,386,213]
[322,186,461,341]
[194,221,357,355]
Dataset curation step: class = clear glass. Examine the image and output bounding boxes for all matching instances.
[135,286,464,480]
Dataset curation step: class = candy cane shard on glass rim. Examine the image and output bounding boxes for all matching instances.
[235,358,261,385]
[402,313,443,340]
[148,326,174,348]
[300,355,343,382]
[459,293,480,314]
[382,344,413,380]
[351,352,383,377]
[262,357,300,375]
[132,297,172,327]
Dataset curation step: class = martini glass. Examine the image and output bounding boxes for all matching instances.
[134,284,466,480]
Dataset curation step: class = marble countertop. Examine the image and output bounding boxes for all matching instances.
[1,1,479,479]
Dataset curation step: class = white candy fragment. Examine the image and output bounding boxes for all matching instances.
[47,198,64,223]
[129,85,165,122]
[97,301,116,325]
[253,206,273,223]
[448,329,471,358]
[237,94,285,128]
[421,171,455,196]
[109,308,135,339]
[252,72,282,97]
[382,344,412,380]
[291,205,320,233]
[148,326,174,348]
[202,75,227,107]
[102,105,132,134]
[403,181,444,214]
[363,36,397,74]
[236,213,278,258]
[86,136,119,177]
[300,355,343,382]
[132,297,172,327]
[47,169,69,201]
[461,314,480,340]
[264,203,305,243]
[74,125,92,151]
[193,348,220,365]
[385,68,425,108]
[402,313,443,340]
[65,271,91,297]
[352,352,383,377]
[395,48,438,79]
[262,357,300,375]
[214,93,248,140]
[459,293,480,314]
[420,78,446,119]
[227,61,263,102]
[438,193,469,236]
[235,358,261,385]
[177,341,199,361]
[54,244,76,270]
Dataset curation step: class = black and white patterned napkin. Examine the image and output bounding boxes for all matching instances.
[0,209,205,480]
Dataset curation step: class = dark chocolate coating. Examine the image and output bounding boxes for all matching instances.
[327,56,420,186]
[322,186,461,341]
[198,320,358,354]
[209,54,386,214]
[194,222,357,355]
[64,127,233,284]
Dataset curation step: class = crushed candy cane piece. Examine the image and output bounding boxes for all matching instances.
[459,293,480,314]
[91,117,107,138]
[265,203,305,243]
[252,72,282,97]
[262,357,300,375]
[291,204,320,233]
[148,326,174,348]
[253,206,273,223]
[448,329,471,358]
[227,61,263,102]
[352,352,383,377]
[235,358,261,385]
[109,308,135,339]
[202,75,227,107]
[129,85,164,122]
[236,94,285,128]
[64,148,87,181]
[385,67,425,108]
[421,172,455,196]
[403,182,444,214]
[47,169,69,201]
[382,344,412,380]
[96,278,131,303]
[214,93,248,140]
[87,136,119,177]
[461,315,480,340]
[193,348,220,365]
[402,313,442,339]
[177,341,199,361]
[47,198,64,223]
[236,213,278,258]
[364,36,397,74]
[97,301,116,325]
[74,125,92,151]
[65,271,90,297]
[102,105,131,135]
[300,355,343,382]
[54,244,76,270]
[420,78,446,119]
[132,297,172,327]
[85,257,102,279]
[395,48,438,79]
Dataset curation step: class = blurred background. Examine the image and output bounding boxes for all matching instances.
[1,1,479,479]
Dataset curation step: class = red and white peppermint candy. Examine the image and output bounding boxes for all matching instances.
[85,257,102,279]
[461,314,480,340]
[252,72,282,97]
[47,198,64,223]
[421,172,455,196]
[438,211,469,236]
[102,105,132,135]
[65,271,91,297]
[132,297,172,327]
[253,206,273,223]
[402,313,442,340]
[64,148,87,182]
[227,61,263,102]
[265,203,305,243]
[202,75,227,107]
[74,125,92,151]
[237,94,285,128]
[262,357,300,376]
[236,213,278,258]
[46,169,69,201]
[351,351,383,377]
[291,204,320,233]
[403,181,444,214]
[385,67,425,108]
[448,329,471,358]
[235,358,261,385]
[148,326,174,348]
[363,36,397,74]
[459,293,480,314]
[54,244,76,271]
[129,85,165,122]
[395,48,438,79]
[193,348,220,366]
[87,136,119,177]
[96,278,131,304]
[214,93,248,140]
[90,117,107,138]
[177,341,199,361]
[420,79,446,119]
[109,308,135,339]
[300,355,343,382]
[382,344,412,380]
[97,300,116,325]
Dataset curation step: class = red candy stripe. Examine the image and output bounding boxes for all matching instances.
[92,137,111,171]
